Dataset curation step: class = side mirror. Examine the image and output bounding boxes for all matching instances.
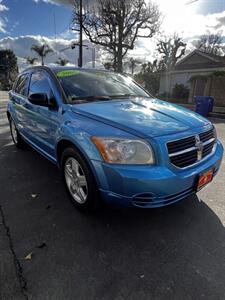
[28,93,52,107]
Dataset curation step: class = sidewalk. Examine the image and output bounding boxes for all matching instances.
[0,91,9,103]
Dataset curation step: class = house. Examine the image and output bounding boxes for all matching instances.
[159,50,225,106]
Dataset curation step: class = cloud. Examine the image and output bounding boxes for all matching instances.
[0,0,9,33]
[0,35,101,70]
[158,0,225,38]
[0,0,8,12]
[33,0,74,6]
[33,0,97,7]
[1,0,225,69]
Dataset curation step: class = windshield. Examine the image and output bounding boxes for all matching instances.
[56,69,150,103]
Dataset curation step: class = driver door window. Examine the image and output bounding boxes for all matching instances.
[29,71,53,100]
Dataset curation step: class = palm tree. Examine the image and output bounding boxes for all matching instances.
[129,58,141,75]
[55,57,69,66]
[31,44,53,66]
[26,56,38,65]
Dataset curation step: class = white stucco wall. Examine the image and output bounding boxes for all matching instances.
[159,68,225,95]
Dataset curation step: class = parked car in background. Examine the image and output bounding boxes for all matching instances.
[7,66,224,211]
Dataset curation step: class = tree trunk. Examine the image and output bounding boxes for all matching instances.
[131,64,134,75]
[117,15,123,73]
[117,47,123,73]
[41,56,44,66]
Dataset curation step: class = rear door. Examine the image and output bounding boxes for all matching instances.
[9,73,30,136]
[26,70,60,158]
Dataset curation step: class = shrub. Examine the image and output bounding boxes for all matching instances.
[213,71,225,77]
[172,84,189,100]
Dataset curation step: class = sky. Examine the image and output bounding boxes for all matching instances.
[0,0,72,38]
[0,0,225,68]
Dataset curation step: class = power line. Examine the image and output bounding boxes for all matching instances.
[185,0,199,5]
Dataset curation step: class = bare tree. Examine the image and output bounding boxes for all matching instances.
[157,34,186,70]
[196,32,223,55]
[72,0,161,73]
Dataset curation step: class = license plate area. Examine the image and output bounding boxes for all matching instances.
[196,169,214,191]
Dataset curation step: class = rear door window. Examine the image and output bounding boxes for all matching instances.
[14,74,30,96]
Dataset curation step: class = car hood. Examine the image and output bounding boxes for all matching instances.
[71,98,210,138]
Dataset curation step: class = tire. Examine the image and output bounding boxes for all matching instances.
[61,147,100,211]
[9,117,26,149]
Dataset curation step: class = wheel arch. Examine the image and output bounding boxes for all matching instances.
[56,138,100,178]
[56,138,101,187]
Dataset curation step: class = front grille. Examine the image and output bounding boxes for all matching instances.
[199,130,214,142]
[167,128,215,168]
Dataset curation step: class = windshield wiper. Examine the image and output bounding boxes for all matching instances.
[70,95,111,102]
[69,94,151,103]
[108,94,151,99]
[108,93,136,99]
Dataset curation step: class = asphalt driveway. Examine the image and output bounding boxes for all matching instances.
[0,99,225,300]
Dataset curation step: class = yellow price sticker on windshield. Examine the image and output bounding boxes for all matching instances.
[57,70,80,77]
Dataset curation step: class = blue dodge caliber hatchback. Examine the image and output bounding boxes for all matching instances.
[7,66,223,210]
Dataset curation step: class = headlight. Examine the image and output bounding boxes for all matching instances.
[91,137,154,164]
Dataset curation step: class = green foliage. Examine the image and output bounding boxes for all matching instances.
[0,49,18,90]
[135,72,161,96]
[172,84,189,100]
[188,75,208,83]
[134,60,164,96]
[213,71,225,77]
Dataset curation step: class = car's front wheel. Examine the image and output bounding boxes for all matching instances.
[61,147,100,211]
[9,117,25,148]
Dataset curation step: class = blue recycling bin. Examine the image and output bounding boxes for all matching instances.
[194,96,214,117]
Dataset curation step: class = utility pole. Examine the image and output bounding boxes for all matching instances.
[92,47,95,68]
[78,0,83,68]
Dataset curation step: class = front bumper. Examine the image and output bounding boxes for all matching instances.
[91,141,224,208]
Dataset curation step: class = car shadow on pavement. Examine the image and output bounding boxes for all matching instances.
[0,142,225,300]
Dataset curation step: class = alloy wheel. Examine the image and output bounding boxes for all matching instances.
[64,157,88,204]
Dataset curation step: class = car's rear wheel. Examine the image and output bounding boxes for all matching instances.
[9,117,26,148]
[61,147,100,211]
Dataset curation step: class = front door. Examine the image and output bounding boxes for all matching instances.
[26,70,60,159]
